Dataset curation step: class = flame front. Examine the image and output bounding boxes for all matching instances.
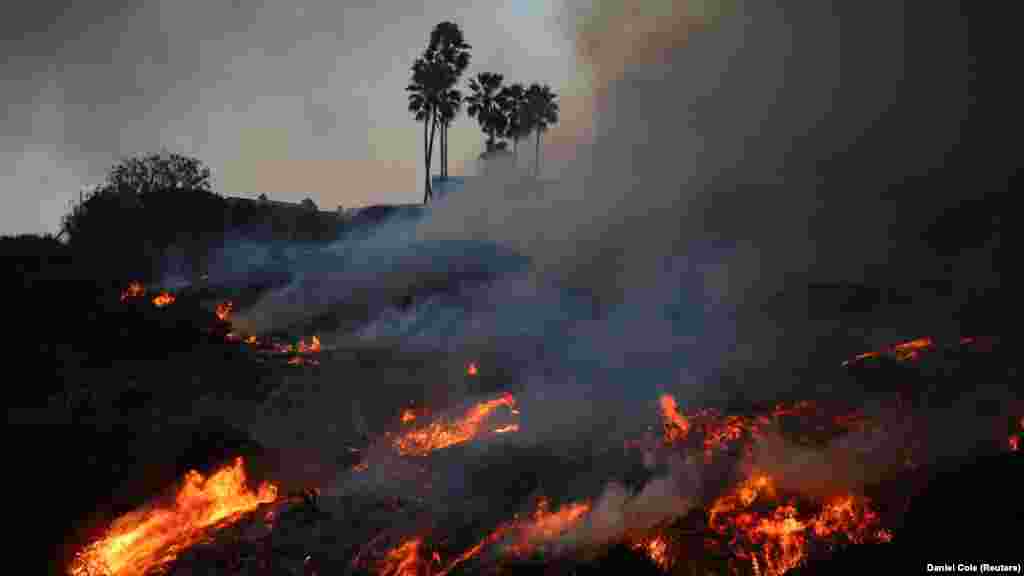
[392,393,517,456]
[707,473,890,576]
[631,535,671,570]
[68,457,278,576]
[504,497,592,557]
[151,292,175,308]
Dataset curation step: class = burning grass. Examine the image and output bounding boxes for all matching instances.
[390,392,519,457]
[68,457,277,576]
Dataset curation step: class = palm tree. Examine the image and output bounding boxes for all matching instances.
[428,22,471,181]
[525,84,559,178]
[466,72,508,155]
[407,49,453,203]
[499,83,529,163]
[437,88,463,181]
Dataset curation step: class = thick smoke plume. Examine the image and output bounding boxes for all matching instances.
[225,0,1013,538]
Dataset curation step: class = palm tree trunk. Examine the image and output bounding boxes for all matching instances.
[535,130,541,178]
[423,111,431,204]
[442,122,448,180]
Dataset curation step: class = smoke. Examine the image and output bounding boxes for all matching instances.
[226,0,1013,534]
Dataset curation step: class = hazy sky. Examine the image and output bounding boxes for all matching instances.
[2,0,590,235]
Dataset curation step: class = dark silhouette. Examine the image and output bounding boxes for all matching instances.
[428,22,471,181]
[524,84,559,177]
[466,72,508,154]
[499,83,529,162]
[408,22,470,203]
[60,152,226,283]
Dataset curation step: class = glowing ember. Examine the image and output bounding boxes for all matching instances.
[377,537,427,576]
[466,362,478,376]
[151,292,175,307]
[68,457,277,576]
[245,335,257,345]
[842,336,936,366]
[493,424,519,434]
[392,393,517,456]
[1010,436,1020,452]
[631,535,671,570]
[296,336,322,354]
[659,394,690,443]
[400,408,417,424]
[215,301,232,321]
[120,281,145,302]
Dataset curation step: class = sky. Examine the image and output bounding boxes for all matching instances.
[1,0,589,236]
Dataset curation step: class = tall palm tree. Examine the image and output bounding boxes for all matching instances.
[407,49,452,203]
[437,88,463,180]
[428,22,471,180]
[525,84,559,178]
[466,72,508,155]
[499,83,529,163]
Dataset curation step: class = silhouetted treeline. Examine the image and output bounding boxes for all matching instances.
[59,152,341,285]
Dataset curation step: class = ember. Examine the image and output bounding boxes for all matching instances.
[120,281,145,302]
[841,336,939,367]
[659,394,690,443]
[68,457,277,576]
[400,408,417,424]
[215,300,232,322]
[151,291,175,307]
[391,392,518,456]
[630,535,671,570]
[377,537,427,576]
[466,361,478,376]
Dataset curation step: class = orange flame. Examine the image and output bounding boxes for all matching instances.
[392,393,517,456]
[151,292,175,307]
[843,336,936,366]
[120,281,145,302]
[504,498,592,558]
[708,472,890,575]
[400,408,417,424]
[631,535,671,570]
[215,301,232,321]
[377,537,427,576]
[68,457,277,576]
[659,394,690,443]
[493,424,520,434]
[466,362,478,376]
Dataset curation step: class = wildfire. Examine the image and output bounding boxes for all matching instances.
[120,281,145,302]
[503,497,592,558]
[151,292,175,307]
[841,336,936,367]
[659,394,690,443]
[466,361,478,376]
[377,537,428,576]
[392,393,518,456]
[215,300,232,322]
[707,473,890,576]
[630,535,671,571]
[68,457,277,576]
